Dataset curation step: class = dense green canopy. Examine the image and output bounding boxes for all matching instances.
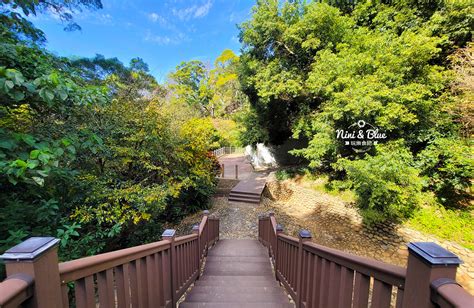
[238,0,473,223]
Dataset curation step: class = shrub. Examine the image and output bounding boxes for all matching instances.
[417,138,473,206]
[336,141,424,224]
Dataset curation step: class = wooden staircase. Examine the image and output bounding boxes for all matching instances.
[180,239,294,307]
[228,176,266,204]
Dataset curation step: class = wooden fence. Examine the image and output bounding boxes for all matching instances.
[212,146,244,158]
[0,211,219,308]
[258,212,473,308]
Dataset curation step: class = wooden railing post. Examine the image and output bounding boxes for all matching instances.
[162,229,177,306]
[275,224,283,281]
[296,230,312,308]
[203,210,209,256]
[402,242,463,308]
[235,165,238,179]
[192,224,201,280]
[0,237,62,308]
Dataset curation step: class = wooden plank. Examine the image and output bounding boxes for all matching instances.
[129,261,139,307]
[305,252,314,307]
[372,279,392,308]
[74,275,95,308]
[146,254,158,307]
[155,252,165,307]
[61,284,69,308]
[115,264,131,308]
[137,258,148,307]
[338,267,354,308]
[318,258,329,308]
[328,262,342,308]
[353,272,370,308]
[97,269,114,307]
[162,249,172,304]
[396,288,404,308]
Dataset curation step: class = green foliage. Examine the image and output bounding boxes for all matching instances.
[1,0,103,44]
[408,205,474,250]
[0,13,220,269]
[336,142,424,224]
[417,138,473,205]
[238,0,473,223]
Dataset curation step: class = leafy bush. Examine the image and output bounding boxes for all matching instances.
[417,138,473,205]
[336,142,424,224]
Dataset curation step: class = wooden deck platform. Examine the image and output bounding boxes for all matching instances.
[180,239,294,307]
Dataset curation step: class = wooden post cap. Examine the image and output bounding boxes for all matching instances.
[192,224,200,233]
[276,224,284,232]
[0,237,59,261]
[162,229,176,239]
[203,210,209,216]
[407,242,462,266]
[298,230,312,239]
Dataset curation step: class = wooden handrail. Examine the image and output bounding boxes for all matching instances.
[58,239,172,283]
[258,213,473,308]
[431,279,474,308]
[0,210,219,308]
[303,241,406,288]
[0,274,33,308]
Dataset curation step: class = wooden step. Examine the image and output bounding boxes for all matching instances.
[228,193,260,199]
[205,256,269,263]
[189,286,286,294]
[194,279,280,287]
[229,190,261,197]
[180,303,295,308]
[228,197,260,204]
[197,275,277,282]
[184,291,290,303]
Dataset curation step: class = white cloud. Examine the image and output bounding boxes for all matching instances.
[148,12,167,25]
[194,0,212,18]
[172,0,212,21]
[144,30,186,45]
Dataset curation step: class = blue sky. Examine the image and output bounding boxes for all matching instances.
[28,0,255,82]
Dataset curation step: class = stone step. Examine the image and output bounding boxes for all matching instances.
[184,291,289,303]
[180,302,295,308]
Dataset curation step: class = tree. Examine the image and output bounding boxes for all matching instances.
[209,49,248,116]
[1,0,103,44]
[237,0,473,221]
[167,60,213,116]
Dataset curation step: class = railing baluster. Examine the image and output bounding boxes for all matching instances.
[155,252,165,307]
[115,263,131,308]
[328,262,341,307]
[395,288,404,308]
[75,275,95,308]
[318,258,330,308]
[338,267,354,308]
[129,260,139,307]
[146,254,158,307]
[372,279,392,308]
[353,272,370,308]
[97,268,114,307]
[61,284,70,308]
